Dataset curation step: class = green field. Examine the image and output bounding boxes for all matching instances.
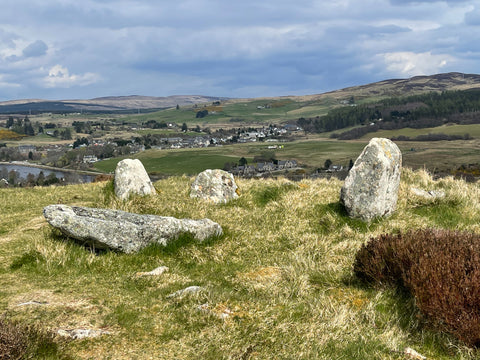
[120,97,339,127]
[93,136,479,177]
[94,147,243,175]
[93,140,368,175]
[361,124,480,140]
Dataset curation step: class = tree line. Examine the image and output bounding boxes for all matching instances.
[6,116,72,139]
[296,89,480,139]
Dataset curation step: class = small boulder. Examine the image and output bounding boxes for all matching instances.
[136,266,169,277]
[411,187,445,199]
[43,205,222,253]
[166,286,205,299]
[190,169,239,204]
[57,329,110,339]
[114,159,155,200]
[340,138,402,221]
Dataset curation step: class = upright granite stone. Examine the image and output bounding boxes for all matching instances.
[340,138,402,221]
[114,159,155,200]
[43,205,222,253]
[190,169,239,204]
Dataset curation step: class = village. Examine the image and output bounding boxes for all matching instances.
[0,118,306,168]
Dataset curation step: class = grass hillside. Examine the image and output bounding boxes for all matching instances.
[119,72,480,126]
[1,169,480,359]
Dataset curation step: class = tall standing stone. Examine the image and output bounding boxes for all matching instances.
[114,159,155,200]
[190,169,239,204]
[340,138,402,221]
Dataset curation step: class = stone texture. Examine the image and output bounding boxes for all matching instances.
[411,187,445,199]
[136,266,169,277]
[166,286,205,299]
[16,301,47,307]
[404,347,426,360]
[340,137,402,221]
[190,169,239,204]
[114,159,155,200]
[43,205,222,253]
[57,329,111,339]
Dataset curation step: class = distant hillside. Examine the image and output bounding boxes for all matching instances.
[306,72,480,102]
[1,72,480,115]
[0,95,227,114]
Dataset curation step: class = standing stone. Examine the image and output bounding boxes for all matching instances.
[114,159,155,200]
[340,138,402,221]
[190,169,239,204]
[43,205,223,253]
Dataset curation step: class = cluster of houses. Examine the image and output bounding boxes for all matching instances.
[151,124,304,150]
[235,124,302,143]
[232,160,298,176]
[153,136,212,149]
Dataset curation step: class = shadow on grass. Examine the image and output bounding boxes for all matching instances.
[45,225,226,257]
[9,250,45,271]
[253,183,299,207]
[314,202,383,235]
[138,227,227,256]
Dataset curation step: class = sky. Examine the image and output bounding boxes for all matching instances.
[0,0,478,101]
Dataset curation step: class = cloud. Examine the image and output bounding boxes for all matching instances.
[43,65,100,88]
[465,7,480,25]
[0,0,478,99]
[0,74,20,88]
[380,51,454,77]
[390,0,470,4]
[0,28,19,48]
[22,40,48,58]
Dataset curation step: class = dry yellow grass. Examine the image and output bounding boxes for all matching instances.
[0,169,479,359]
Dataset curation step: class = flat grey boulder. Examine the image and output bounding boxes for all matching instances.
[43,205,222,253]
[114,159,155,200]
[190,169,239,204]
[340,138,402,221]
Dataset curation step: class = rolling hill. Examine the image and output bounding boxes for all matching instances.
[1,72,480,115]
[0,95,227,114]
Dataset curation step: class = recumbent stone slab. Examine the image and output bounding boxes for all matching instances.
[43,205,222,253]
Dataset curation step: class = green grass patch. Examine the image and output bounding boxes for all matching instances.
[94,148,240,175]
[10,250,45,270]
[411,201,469,228]
[253,183,298,206]
[314,202,381,235]
[362,124,480,141]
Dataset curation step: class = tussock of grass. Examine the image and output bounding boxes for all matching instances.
[0,169,479,358]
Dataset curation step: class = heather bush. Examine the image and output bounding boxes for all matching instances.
[0,315,68,360]
[354,229,480,347]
